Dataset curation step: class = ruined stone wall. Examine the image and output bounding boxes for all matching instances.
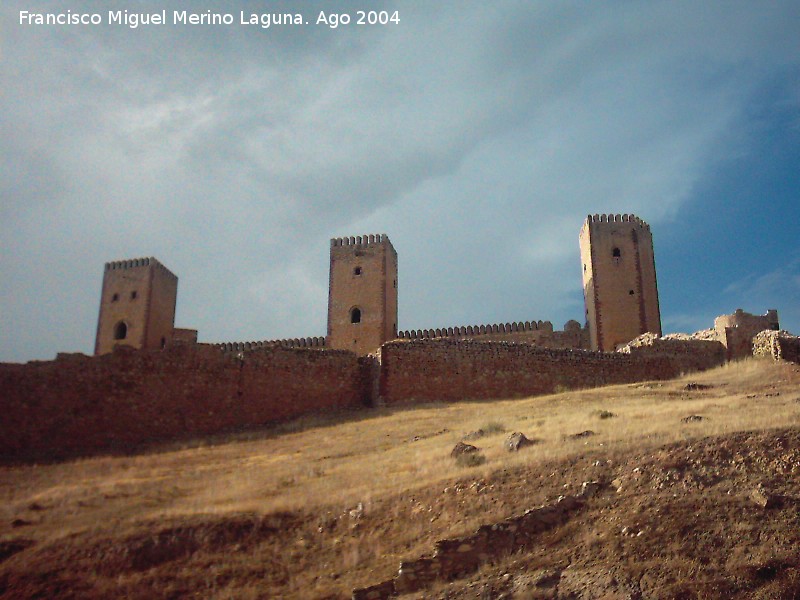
[378,339,679,406]
[0,344,368,461]
[619,334,726,374]
[752,330,800,364]
[715,309,780,360]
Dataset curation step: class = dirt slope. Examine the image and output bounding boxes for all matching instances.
[1,359,799,599]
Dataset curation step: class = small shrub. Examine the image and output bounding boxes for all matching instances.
[456,453,486,468]
[596,410,616,419]
[481,422,506,434]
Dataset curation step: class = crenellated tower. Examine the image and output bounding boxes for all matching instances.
[579,214,661,351]
[94,257,179,355]
[327,234,398,355]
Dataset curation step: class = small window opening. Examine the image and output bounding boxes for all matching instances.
[111,293,119,302]
[629,290,635,296]
[583,264,586,273]
[393,279,397,288]
[612,247,621,258]
[131,290,138,300]
[354,267,362,276]
[113,321,127,340]
[350,307,362,324]
[160,337,166,349]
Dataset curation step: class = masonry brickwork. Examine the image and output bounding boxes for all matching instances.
[580,214,662,352]
[0,344,368,462]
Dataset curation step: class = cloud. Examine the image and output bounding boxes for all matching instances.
[722,258,800,333]
[2,1,799,360]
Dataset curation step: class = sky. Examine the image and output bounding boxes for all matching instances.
[1,1,798,363]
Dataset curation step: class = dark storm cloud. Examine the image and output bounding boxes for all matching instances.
[1,1,799,360]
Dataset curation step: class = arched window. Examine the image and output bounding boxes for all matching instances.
[350,307,362,324]
[113,321,128,340]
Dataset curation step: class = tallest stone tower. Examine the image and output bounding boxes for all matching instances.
[579,214,662,351]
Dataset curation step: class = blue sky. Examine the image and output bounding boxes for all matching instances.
[1,1,798,363]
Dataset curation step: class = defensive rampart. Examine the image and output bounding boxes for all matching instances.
[377,339,682,405]
[0,334,742,461]
[0,344,368,461]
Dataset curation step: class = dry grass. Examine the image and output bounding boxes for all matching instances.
[1,358,799,598]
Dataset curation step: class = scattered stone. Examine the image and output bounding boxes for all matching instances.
[578,481,602,498]
[504,432,538,452]
[751,487,781,509]
[566,430,596,440]
[11,519,31,528]
[681,415,704,423]
[462,429,485,441]
[595,410,616,419]
[451,442,480,458]
[684,382,713,391]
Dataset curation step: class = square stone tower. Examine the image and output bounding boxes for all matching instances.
[579,214,661,352]
[327,234,398,355]
[94,257,178,355]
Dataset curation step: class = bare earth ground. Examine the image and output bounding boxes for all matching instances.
[1,359,800,599]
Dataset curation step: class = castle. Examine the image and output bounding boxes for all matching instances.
[2,213,792,461]
[94,214,670,356]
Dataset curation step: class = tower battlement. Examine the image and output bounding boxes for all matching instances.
[104,257,178,280]
[330,234,391,248]
[583,214,650,229]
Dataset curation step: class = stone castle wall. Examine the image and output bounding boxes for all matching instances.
[618,334,726,374]
[0,333,756,461]
[0,344,368,462]
[377,339,694,406]
[397,319,590,349]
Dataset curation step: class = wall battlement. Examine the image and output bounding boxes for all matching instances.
[398,320,553,340]
[213,337,327,353]
[330,234,391,248]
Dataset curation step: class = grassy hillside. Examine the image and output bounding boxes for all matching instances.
[1,359,799,598]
